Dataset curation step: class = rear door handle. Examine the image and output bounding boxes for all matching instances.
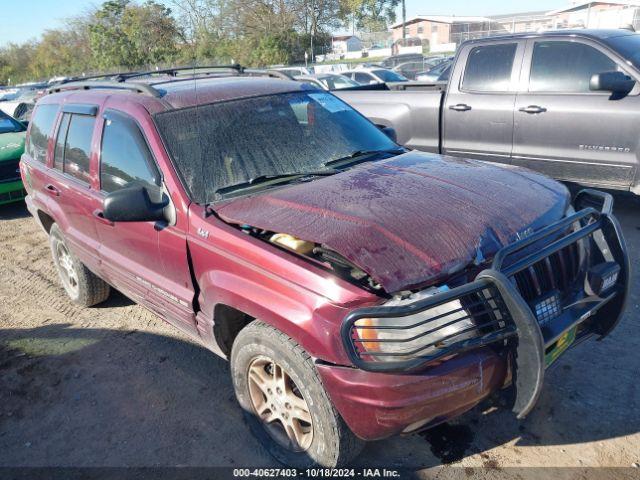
[449,103,472,112]
[45,184,60,197]
[519,105,547,114]
[93,209,114,226]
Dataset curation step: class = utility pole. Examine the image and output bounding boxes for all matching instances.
[402,0,407,40]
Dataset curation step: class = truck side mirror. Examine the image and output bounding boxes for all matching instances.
[590,71,635,94]
[380,126,397,143]
[103,185,167,223]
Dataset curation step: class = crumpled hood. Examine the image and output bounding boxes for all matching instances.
[214,152,570,293]
[0,131,25,162]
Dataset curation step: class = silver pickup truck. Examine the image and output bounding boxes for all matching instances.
[336,29,640,195]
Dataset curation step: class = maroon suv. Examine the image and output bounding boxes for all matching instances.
[20,73,629,467]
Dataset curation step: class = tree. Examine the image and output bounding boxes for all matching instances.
[88,0,181,70]
[359,0,399,32]
[338,0,399,33]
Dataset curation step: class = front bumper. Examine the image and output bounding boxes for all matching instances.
[323,190,629,439]
[0,179,25,205]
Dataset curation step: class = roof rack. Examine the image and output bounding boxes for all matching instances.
[118,64,245,81]
[55,71,140,85]
[243,69,294,80]
[47,81,161,98]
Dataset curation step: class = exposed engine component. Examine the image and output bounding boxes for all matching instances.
[239,225,382,292]
[269,233,314,255]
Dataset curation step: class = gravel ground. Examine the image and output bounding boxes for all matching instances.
[0,196,639,477]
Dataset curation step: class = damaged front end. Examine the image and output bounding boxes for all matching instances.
[236,226,385,293]
[340,190,630,418]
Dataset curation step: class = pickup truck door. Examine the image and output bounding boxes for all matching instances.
[442,40,525,164]
[93,108,197,336]
[512,38,640,189]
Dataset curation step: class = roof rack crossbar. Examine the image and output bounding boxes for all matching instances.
[47,81,161,98]
[119,64,245,81]
[57,71,142,85]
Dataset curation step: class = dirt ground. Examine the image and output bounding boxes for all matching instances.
[1,196,639,477]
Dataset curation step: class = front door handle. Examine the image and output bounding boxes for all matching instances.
[93,209,114,226]
[449,103,472,112]
[45,184,60,197]
[519,105,547,114]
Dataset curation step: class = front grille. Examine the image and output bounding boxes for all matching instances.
[511,242,581,303]
[0,159,21,183]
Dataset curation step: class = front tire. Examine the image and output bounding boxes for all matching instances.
[49,224,110,307]
[230,321,363,467]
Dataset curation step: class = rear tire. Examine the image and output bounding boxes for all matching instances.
[230,321,364,468]
[49,223,110,307]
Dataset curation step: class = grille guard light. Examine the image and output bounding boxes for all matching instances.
[586,261,620,296]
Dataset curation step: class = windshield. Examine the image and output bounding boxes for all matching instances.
[606,33,640,70]
[0,111,25,134]
[154,91,397,203]
[372,69,408,82]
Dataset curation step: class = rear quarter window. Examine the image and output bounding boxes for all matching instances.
[27,104,60,163]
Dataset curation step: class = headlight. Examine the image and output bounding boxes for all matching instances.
[351,288,479,363]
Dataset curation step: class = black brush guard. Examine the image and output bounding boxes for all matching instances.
[341,189,630,418]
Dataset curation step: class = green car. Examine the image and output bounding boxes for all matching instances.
[0,109,26,205]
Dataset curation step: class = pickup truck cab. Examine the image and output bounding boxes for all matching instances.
[20,73,629,467]
[336,29,640,195]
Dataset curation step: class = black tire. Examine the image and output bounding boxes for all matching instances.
[231,321,364,468]
[49,223,110,307]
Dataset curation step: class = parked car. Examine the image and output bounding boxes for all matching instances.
[392,56,447,80]
[21,74,629,467]
[381,53,424,69]
[343,67,408,85]
[337,29,640,195]
[274,66,314,77]
[415,57,454,82]
[294,73,360,90]
[0,110,26,205]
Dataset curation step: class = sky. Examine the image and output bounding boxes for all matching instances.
[0,0,567,47]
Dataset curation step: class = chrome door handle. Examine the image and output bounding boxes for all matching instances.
[519,105,547,114]
[449,103,472,112]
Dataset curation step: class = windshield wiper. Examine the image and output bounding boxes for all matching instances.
[324,148,405,168]
[215,170,337,197]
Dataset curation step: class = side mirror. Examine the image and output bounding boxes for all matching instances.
[103,185,167,223]
[380,126,397,143]
[590,71,636,94]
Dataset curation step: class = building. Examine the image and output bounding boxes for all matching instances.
[390,15,507,52]
[548,1,640,29]
[331,35,362,54]
[489,11,554,33]
[389,2,640,53]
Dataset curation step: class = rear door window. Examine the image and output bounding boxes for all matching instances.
[53,113,95,184]
[529,41,618,93]
[27,104,59,163]
[99,111,160,193]
[461,43,518,92]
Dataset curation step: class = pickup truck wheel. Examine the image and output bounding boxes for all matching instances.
[49,224,110,307]
[231,321,363,467]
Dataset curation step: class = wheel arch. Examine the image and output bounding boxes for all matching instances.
[197,270,352,365]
